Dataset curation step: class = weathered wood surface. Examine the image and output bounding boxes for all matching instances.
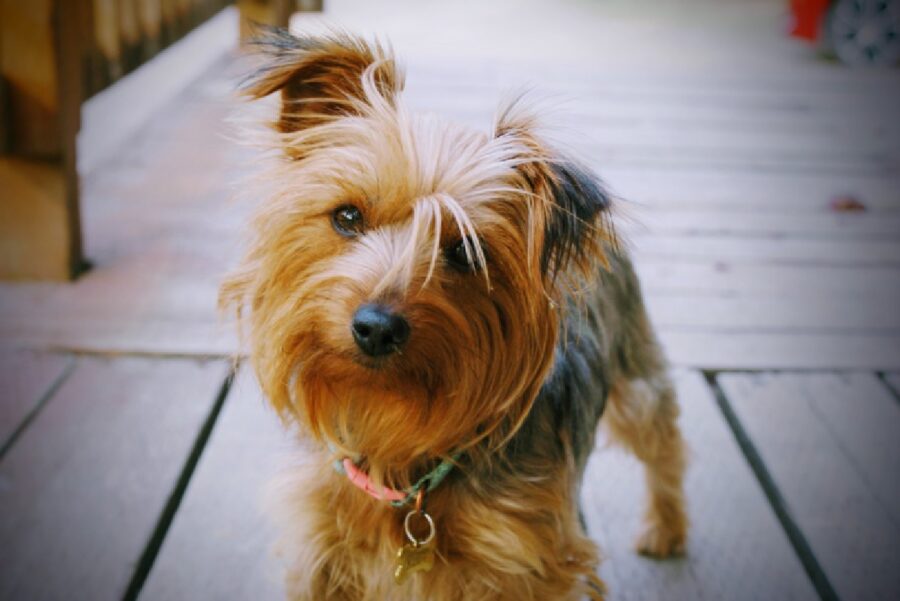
[140,368,826,601]
[3,58,899,366]
[141,367,288,600]
[660,331,900,371]
[78,7,238,175]
[2,3,897,366]
[719,372,900,600]
[0,349,73,455]
[632,235,900,267]
[586,370,817,601]
[634,262,900,298]
[0,1,897,598]
[0,49,245,354]
[0,0,238,281]
[647,293,900,332]
[0,356,228,600]
[623,209,900,239]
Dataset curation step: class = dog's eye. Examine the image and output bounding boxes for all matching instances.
[445,238,483,272]
[332,205,364,236]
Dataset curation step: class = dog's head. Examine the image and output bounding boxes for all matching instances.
[221,30,613,476]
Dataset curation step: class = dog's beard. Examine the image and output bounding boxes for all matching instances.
[287,300,556,488]
[295,339,481,478]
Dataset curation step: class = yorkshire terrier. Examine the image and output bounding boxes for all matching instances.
[221,29,688,601]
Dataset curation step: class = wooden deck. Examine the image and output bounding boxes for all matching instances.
[1,1,899,599]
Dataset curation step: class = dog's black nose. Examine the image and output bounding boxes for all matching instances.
[351,304,410,357]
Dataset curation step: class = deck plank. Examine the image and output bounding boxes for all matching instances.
[636,262,900,299]
[0,56,246,358]
[0,1,895,599]
[0,356,229,601]
[0,21,897,373]
[719,372,900,600]
[0,350,74,454]
[623,209,900,239]
[632,235,900,267]
[584,370,817,601]
[660,330,900,371]
[647,293,900,332]
[140,367,288,600]
[604,171,900,214]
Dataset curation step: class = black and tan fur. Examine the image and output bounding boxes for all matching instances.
[222,29,687,601]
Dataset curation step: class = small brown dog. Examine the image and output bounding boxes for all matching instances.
[222,29,687,601]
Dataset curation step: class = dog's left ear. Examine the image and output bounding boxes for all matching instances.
[242,28,403,134]
[496,109,615,281]
[539,159,614,278]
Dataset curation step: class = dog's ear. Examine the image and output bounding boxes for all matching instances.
[539,159,613,278]
[495,108,615,281]
[242,28,404,134]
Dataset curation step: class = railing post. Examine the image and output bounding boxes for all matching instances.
[237,0,324,41]
[0,0,87,280]
[237,0,294,40]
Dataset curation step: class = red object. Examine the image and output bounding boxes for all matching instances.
[790,0,830,41]
[829,195,867,213]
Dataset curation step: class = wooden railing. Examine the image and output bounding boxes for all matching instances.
[0,0,319,280]
[84,0,234,99]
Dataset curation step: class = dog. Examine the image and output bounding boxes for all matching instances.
[221,29,688,601]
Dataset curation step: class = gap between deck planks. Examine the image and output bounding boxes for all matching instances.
[882,373,900,400]
[143,369,821,601]
[3,356,891,600]
[586,370,817,601]
[718,371,900,600]
[0,350,75,458]
[0,355,230,601]
[139,366,288,600]
[2,47,898,371]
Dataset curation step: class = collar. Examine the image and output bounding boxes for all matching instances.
[333,454,460,508]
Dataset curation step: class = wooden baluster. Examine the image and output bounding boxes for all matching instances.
[0,0,87,280]
[237,0,295,41]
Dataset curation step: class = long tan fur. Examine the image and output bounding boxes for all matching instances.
[222,29,686,601]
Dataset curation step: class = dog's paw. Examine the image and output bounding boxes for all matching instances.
[635,523,686,558]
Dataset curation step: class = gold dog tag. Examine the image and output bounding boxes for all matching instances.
[394,509,436,585]
[393,541,435,584]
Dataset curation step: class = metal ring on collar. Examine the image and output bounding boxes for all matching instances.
[403,510,435,546]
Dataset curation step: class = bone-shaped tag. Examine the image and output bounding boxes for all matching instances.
[393,542,435,584]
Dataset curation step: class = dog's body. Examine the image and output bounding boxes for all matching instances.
[223,30,687,601]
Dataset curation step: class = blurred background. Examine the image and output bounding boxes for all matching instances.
[1,1,898,599]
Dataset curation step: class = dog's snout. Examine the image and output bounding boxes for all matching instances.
[351,304,410,357]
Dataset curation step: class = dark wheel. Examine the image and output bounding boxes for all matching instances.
[825,0,900,66]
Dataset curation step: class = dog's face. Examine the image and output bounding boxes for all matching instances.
[222,31,611,475]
